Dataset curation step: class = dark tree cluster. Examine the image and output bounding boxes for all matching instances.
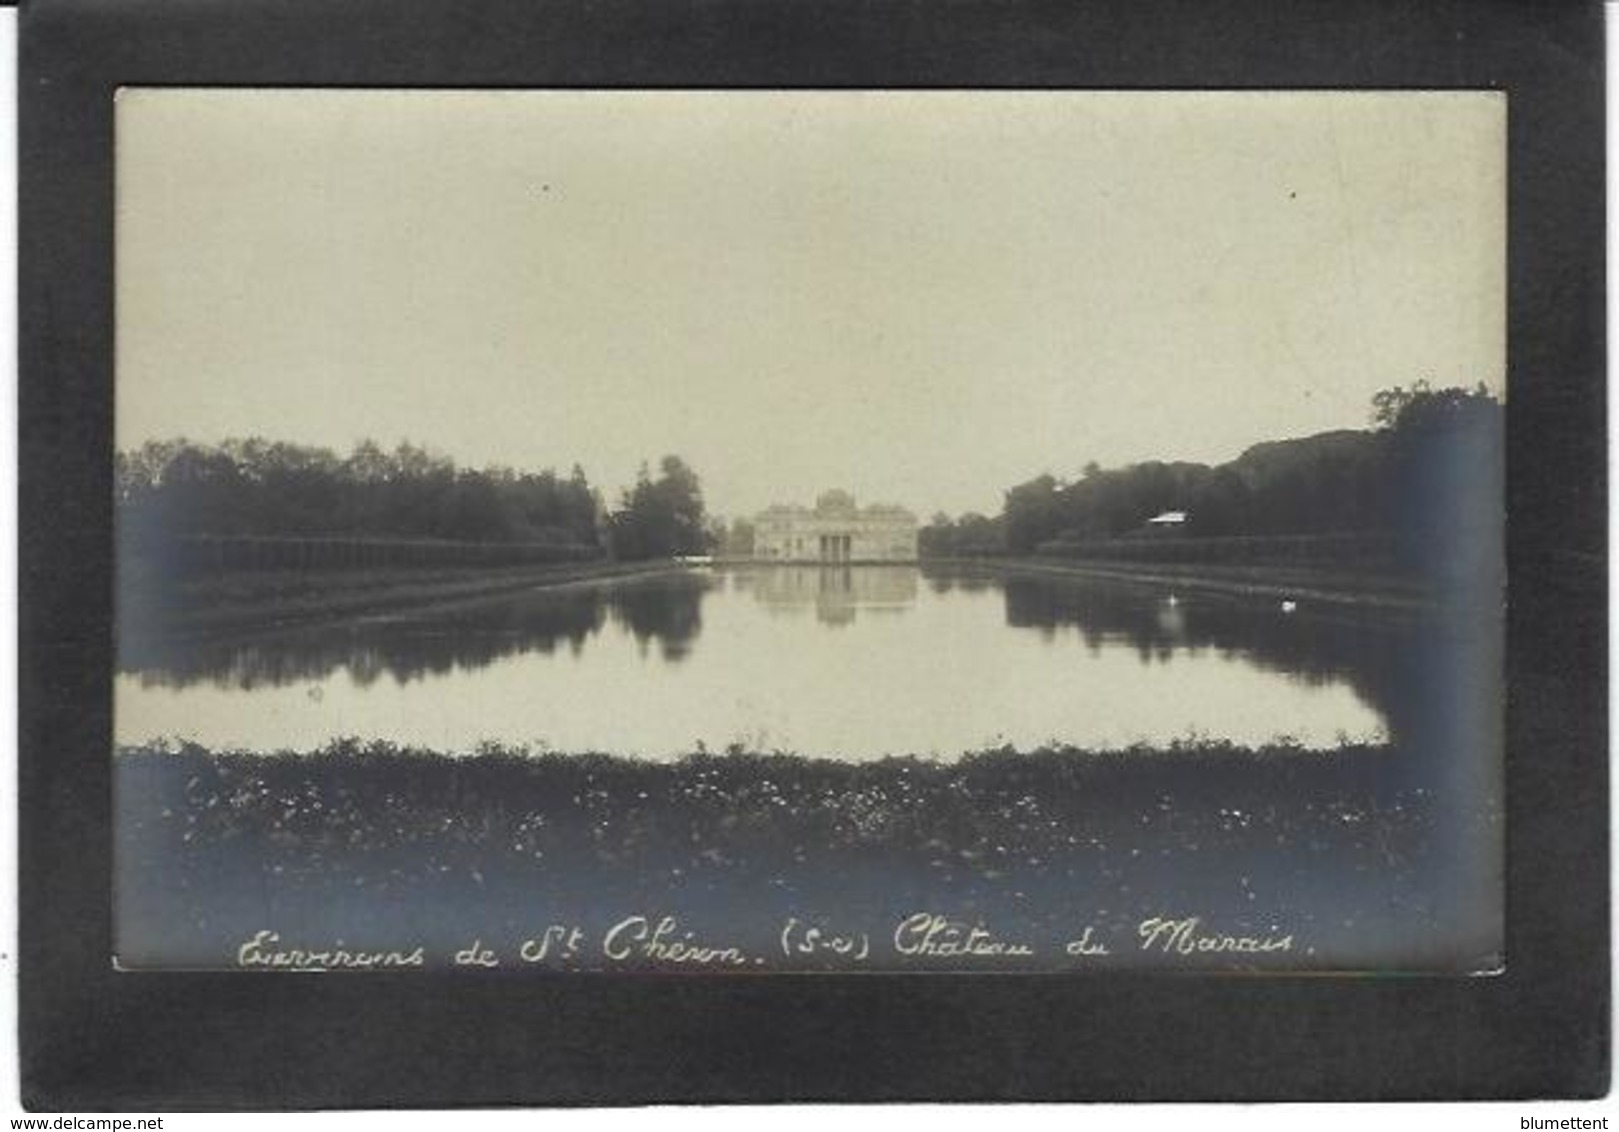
[918,511,1006,558]
[920,383,1502,568]
[605,456,711,561]
[118,437,721,564]
[117,438,605,550]
[1372,382,1503,582]
[118,438,725,564]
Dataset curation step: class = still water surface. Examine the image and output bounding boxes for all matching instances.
[115,565,1408,758]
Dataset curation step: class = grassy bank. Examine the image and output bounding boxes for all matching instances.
[114,739,1484,971]
[935,556,1434,611]
[119,558,693,641]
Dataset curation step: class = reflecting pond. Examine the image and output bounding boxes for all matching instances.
[115,564,1438,758]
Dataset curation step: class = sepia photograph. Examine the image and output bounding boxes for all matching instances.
[111,88,1506,974]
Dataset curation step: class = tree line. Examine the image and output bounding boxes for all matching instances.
[116,438,712,562]
[118,382,1499,570]
[921,383,1503,567]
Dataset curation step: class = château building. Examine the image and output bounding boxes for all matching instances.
[753,490,919,562]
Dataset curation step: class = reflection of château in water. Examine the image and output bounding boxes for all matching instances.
[753,490,918,562]
[746,564,919,626]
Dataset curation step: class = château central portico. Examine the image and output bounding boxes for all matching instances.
[752,490,919,563]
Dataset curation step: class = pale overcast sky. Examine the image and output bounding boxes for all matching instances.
[117,90,1503,519]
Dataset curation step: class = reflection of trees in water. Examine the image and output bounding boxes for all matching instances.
[609,577,706,660]
[992,571,1481,748]
[926,572,996,596]
[122,575,711,690]
[750,565,918,627]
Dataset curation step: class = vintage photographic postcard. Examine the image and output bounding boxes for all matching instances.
[112,88,1506,975]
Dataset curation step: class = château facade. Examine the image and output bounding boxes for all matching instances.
[753,490,919,562]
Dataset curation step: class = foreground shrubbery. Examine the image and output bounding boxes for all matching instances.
[119,736,1421,871]
[114,738,1459,969]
